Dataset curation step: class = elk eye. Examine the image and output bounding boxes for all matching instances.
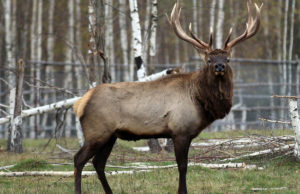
[207,59,212,63]
[227,58,230,63]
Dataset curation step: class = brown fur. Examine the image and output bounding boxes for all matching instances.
[73,88,96,119]
[73,57,234,193]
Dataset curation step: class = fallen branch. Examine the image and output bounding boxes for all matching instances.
[222,144,294,162]
[251,187,287,191]
[107,162,256,170]
[259,118,291,124]
[0,165,15,170]
[0,97,80,125]
[0,170,150,177]
[56,144,74,156]
[272,95,300,99]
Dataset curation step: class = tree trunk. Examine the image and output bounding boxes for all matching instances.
[129,0,146,80]
[29,0,37,139]
[87,1,97,87]
[4,0,14,141]
[288,0,295,95]
[216,0,224,49]
[105,0,115,82]
[118,0,129,81]
[143,0,151,66]
[288,99,300,159]
[64,0,75,138]
[41,0,56,138]
[209,0,217,47]
[8,60,24,153]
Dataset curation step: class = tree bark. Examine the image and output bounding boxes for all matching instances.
[64,0,75,138]
[8,60,24,153]
[118,0,129,81]
[288,0,295,95]
[288,99,300,159]
[216,0,224,49]
[129,0,146,80]
[105,0,115,82]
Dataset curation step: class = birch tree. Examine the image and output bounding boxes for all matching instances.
[118,0,129,81]
[87,0,97,87]
[282,0,289,92]
[64,0,75,137]
[129,0,146,80]
[209,0,217,47]
[288,0,295,95]
[143,0,151,65]
[216,0,224,49]
[148,0,157,73]
[41,0,56,138]
[4,0,15,87]
[105,0,115,82]
[29,0,37,139]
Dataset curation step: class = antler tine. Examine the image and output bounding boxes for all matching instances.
[209,27,213,48]
[170,1,209,51]
[223,28,232,49]
[225,0,263,50]
[188,23,209,48]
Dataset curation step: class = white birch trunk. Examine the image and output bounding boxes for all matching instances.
[105,0,115,82]
[4,0,13,139]
[29,0,37,139]
[35,0,43,138]
[88,2,97,87]
[276,0,282,61]
[75,0,84,146]
[129,0,146,80]
[149,0,157,57]
[209,0,217,45]
[142,0,151,65]
[282,0,289,90]
[64,0,75,138]
[288,99,300,159]
[216,0,224,49]
[192,0,198,36]
[280,0,289,122]
[9,88,16,146]
[288,0,295,95]
[41,0,56,138]
[118,0,129,81]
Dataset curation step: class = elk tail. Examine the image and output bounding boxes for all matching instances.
[73,88,96,119]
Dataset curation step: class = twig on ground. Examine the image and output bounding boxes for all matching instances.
[56,144,74,156]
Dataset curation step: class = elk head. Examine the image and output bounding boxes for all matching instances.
[169,0,263,77]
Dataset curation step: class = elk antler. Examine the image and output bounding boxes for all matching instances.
[170,0,211,51]
[224,0,263,50]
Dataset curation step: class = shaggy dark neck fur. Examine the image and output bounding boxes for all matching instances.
[190,65,234,122]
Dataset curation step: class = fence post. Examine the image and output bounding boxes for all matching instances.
[8,59,24,153]
[288,98,300,159]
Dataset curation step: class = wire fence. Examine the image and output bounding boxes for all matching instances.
[0,58,299,139]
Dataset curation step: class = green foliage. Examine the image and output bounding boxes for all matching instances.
[11,159,54,171]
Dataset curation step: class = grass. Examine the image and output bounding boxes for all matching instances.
[0,129,299,193]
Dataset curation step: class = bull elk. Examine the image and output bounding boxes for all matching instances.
[73,0,262,193]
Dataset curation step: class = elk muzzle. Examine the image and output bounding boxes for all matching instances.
[215,63,225,75]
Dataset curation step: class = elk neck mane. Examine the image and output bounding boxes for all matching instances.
[189,64,234,122]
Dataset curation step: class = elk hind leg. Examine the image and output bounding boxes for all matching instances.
[74,143,97,194]
[92,136,117,194]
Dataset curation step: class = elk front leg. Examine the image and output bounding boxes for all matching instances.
[173,135,191,194]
